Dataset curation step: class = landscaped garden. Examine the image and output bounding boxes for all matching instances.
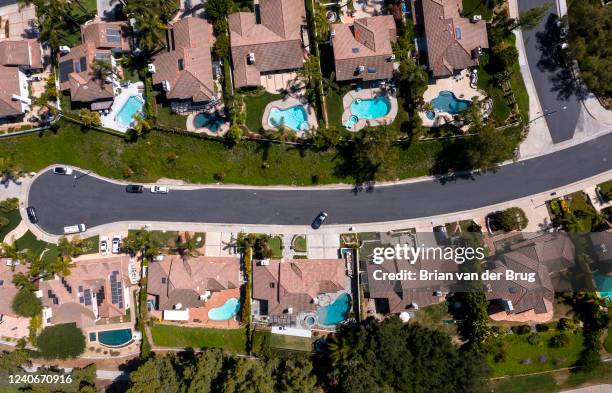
[150,324,247,354]
[597,180,612,202]
[548,192,605,232]
[0,198,22,242]
[292,235,307,253]
[243,90,282,132]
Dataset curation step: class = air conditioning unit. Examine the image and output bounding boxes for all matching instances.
[162,80,171,91]
[260,259,270,266]
[248,52,255,64]
[389,54,396,61]
[147,63,156,74]
[58,45,71,55]
[471,15,482,23]
[174,303,183,310]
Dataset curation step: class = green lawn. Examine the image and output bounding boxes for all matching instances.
[293,235,307,253]
[597,180,612,202]
[0,120,448,185]
[15,231,59,271]
[487,330,584,377]
[461,0,494,20]
[605,328,612,354]
[0,208,21,242]
[269,236,283,258]
[244,91,282,132]
[568,192,598,232]
[155,102,188,130]
[410,302,457,335]
[150,324,247,354]
[269,332,314,352]
[326,88,344,129]
[129,230,180,249]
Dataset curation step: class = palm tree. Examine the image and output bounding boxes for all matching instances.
[131,114,154,136]
[176,232,200,259]
[51,255,75,277]
[91,59,114,87]
[326,333,355,364]
[12,272,36,291]
[1,238,25,263]
[0,156,19,184]
[133,12,167,56]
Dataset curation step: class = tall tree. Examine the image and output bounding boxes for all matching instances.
[512,4,550,31]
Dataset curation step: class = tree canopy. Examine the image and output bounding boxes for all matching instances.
[36,323,86,359]
[12,287,42,318]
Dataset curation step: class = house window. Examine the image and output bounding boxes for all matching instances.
[178,58,184,70]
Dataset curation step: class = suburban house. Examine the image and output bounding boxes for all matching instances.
[147,256,240,324]
[331,15,397,82]
[365,256,459,315]
[0,262,30,339]
[150,16,217,112]
[589,230,612,274]
[58,18,131,110]
[417,0,488,78]
[228,0,306,89]
[39,256,133,331]
[485,233,575,322]
[251,258,349,328]
[0,39,43,123]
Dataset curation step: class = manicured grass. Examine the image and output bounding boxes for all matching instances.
[461,0,493,20]
[605,328,612,354]
[129,230,180,249]
[598,180,612,202]
[269,235,283,258]
[269,332,314,352]
[150,324,247,354]
[490,373,559,393]
[487,330,584,377]
[568,192,598,232]
[326,88,344,129]
[0,120,446,185]
[244,92,282,132]
[15,230,59,272]
[0,208,21,242]
[155,103,187,130]
[410,302,457,335]
[293,235,307,253]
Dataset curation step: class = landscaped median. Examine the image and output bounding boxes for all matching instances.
[150,324,248,354]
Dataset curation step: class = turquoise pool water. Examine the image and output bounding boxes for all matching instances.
[268,106,308,131]
[98,329,133,347]
[208,298,240,321]
[431,91,471,114]
[350,97,390,120]
[194,112,225,132]
[116,96,144,128]
[595,273,612,300]
[316,293,351,325]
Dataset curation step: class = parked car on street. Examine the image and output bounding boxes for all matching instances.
[111,235,121,254]
[53,166,73,176]
[100,236,109,255]
[26,206,38,223]
[150,185,169,194]
[126,185,144,193]
[64,224,86,234]
[311,212,328,229]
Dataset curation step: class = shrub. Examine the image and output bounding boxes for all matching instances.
[37,323,86,359]
[557,318,576,331]
[0,198,18,212]
[549,332,570,348]
[511,325,531,335]
[0,216,9,228]
[11,288,42,318]
[535,323,550,332]
[498,207,529,231]
[527,333,540,345]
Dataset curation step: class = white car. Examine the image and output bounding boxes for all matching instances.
[111,235,121,254]
[100,236,109,255]
[150,185,169,194]
[53,166,73,176]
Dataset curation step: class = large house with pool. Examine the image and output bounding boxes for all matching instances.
[331,15,397,82]
[150,16,217,113]
[58,18,131,110]
[416,0,488,78]
[228,0,307,89]
[251,258,351,330]
[147,255,241,328]
[39,256,135,332]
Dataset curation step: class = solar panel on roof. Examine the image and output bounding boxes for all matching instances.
[75,57,87,73]
[53,298,59,305]
[84,289,92,306]
[106,28,121,43]
[78,286,83,292]
[352,48,359,53]
[59,60,74,83]
[455,27,461,39]
[79,296,84,303]
[0,280,4,286]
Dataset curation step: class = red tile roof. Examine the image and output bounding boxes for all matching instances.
[80,17,131,52]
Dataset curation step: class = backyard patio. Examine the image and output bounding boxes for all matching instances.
[341,86,398,131]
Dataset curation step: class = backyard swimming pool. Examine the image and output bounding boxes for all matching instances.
[115,96,144,128]
[430,91,471,114]
[350,96,390,120]
[194,112,225,132]
[97,328,133,347]
[595,273,612,300]
[208,298,240,321]
[267,106,308,131]
[316,293,351,325]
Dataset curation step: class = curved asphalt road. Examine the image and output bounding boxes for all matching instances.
[29,132,612,235]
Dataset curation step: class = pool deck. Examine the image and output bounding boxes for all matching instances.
[186,107,230,137]
[419,69,487,128]
[341,87,398,132]
[261,95,319,137]
[100,82,145,133]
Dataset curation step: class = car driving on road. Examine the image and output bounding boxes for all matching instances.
[126,185,144,193]
[100,236,109,255]
[53,166,73,176]
[311,212,328,229]
[150,185,169,194]
[111,235,121,254]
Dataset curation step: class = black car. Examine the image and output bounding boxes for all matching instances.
[26,206,38,223]
[311,212,328,229]
[126,184,144,193]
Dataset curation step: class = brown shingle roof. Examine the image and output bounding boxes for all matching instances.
[152,17,215,102]
[332,16,396,81]
[252,259,346,316]
[81,17,131,52]
[147,255,240,310]
[0,39,43,68]
[420,0,488,77]
[228,0,306,88]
